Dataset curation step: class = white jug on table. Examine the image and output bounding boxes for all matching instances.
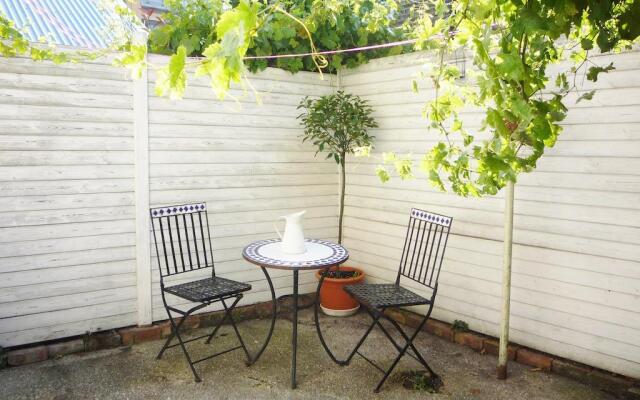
[274,210,306,254]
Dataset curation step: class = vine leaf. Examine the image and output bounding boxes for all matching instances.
[155,45,187,99]
[586,62,615,82]
[576,90,596,103]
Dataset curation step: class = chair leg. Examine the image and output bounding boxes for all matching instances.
[221,298,252,363]
[343,312,382,365]
[373,311,435,392]
[204,296,241,344]
[157,310,188,360]
[162,307,202,382]
[367,309,434,375]
[382,313,437,377]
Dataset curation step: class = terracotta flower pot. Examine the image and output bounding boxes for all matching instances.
[315,266,365,317]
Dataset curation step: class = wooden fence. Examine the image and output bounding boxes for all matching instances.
[0,49,638,378]
[340,49,640,378]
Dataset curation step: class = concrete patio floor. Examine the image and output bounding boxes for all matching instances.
[0,309,615,400]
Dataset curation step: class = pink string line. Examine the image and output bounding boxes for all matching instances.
[242,38,418,60]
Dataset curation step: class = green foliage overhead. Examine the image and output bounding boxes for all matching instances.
[377,0,640,197]
[149,0,263,99]
[246,0,406,73]
[147,0,408,73]
[149,0,224,57]
[297,91,377,243]
[1,0,405,99]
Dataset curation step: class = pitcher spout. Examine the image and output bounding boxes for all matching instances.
[282,210,306,221]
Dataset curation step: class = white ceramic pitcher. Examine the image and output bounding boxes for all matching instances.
[274,210,307,254]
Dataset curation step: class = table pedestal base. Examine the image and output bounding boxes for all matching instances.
[247,268,302,389]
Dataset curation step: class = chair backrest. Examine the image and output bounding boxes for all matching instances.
[396,208,453,289]
[150,202,214,279]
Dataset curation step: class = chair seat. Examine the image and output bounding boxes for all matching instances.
[164,276,251,303]
[344,283,430,308]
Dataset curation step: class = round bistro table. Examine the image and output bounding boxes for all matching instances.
[242,238,348,389]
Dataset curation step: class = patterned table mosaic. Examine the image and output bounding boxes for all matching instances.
[243,238,348,270]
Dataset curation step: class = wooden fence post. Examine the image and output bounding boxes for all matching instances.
[133,30,152,326]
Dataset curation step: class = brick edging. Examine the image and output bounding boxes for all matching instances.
[1,295,291,369]
[2,297,638,399]
[384,308,640,399]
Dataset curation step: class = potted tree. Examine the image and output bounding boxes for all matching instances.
[297,91,378,316]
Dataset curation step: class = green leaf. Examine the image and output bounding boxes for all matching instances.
[376,166,390,183]
[483,154,509,173]
[113,44,147,80]
[394,158,414,180]
[511,96,533,123]
[496,52,525,81]
[586,63,615,82]
[576,90,596,103]
[382,152,397,164]
[580,38,593,50]
[428,170,445,191]
[155,45,187,99]
[555,73,568,92]
[411,80,419,93]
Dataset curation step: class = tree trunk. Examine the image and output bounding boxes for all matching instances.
[338,155,346,245]
[497,180,515,379]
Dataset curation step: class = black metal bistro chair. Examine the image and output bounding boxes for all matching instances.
[337,208,452,392]
[150,203,252,382]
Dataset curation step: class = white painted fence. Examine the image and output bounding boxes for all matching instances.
[0,54,338,347]
[0,56,139,347]
[145,56,339,323]
[0,50,638,379]
[339,50,640,378]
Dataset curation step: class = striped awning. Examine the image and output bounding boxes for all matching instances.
[0,0,131,49]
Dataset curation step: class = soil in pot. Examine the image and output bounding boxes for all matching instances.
[319,269,360,279]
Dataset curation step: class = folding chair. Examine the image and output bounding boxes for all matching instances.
[342,208,452,392]
[151,203,252,382]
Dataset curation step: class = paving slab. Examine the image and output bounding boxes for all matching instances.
[0,309,615,400]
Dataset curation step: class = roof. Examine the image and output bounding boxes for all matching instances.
[0,0,130,49]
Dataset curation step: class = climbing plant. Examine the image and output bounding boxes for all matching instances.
[148,0,226,57]
[0,0,317,99]
[378,0,639,195]
[373,0,640,379]
[146,0,406,74]
[1,0,409,99]
[245,0,406,73]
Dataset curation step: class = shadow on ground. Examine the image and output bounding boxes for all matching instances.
[0,309,615,400]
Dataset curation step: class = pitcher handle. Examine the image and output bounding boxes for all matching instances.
[274,218,284,240]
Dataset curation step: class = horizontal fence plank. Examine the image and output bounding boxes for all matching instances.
[0,56,131,79]
[0,247,135,274]
[0,179,134,197]
[0,88,132,109]
[0,72,132,95]
[0,104,133,123]
[0,312,137,348]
